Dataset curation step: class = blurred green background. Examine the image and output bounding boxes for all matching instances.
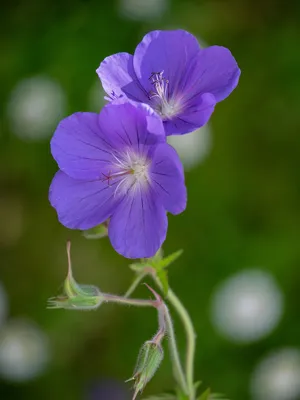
[1,0,300,399]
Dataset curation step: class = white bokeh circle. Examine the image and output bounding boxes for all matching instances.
[119,0,169,21]
[211,269,284,343]
[0,319,50,382]
[251,348,300,400]
[7,76,66,140]
[167,124,212,170]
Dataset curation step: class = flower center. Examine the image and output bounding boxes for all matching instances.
[148,71,181,120]
[102,150,151,196]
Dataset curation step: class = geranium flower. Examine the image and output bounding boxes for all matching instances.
[97,29,240,136]
[49,102,186,259]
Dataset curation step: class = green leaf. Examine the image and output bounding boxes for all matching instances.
[197,389,229,400]
[82,223,108,239]
[129,261,149,272]
[175,388,189,400]
[128,249,183,296]
[152,249,183,296]
[142,394,176,400]
[197,388,211,400]
[154,249,183,270]
[209,394,229,400]
[156,268,169,296]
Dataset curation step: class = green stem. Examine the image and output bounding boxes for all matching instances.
[124,272,147,298]
[123,272,189,396]
[152,277,196,400]
[167,288,196,400]
[101,292,155,308]
[163,303,189,396]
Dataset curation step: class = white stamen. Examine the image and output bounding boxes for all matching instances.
[149,71,181,120]
[103,150,151,197]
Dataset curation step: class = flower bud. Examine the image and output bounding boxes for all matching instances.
[47,242,102,310]
[129,341,164,399]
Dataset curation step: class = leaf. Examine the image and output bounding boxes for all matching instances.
[197,389,229,400]
[209,394,229,400]
[82,223,108,239]
[151,249,183,296]
[194,381,202,391]
[128,249,183,296]
[142,395,176,400]
[129,261,149,272]
[175,388,189,400]
[197,388,211,400]
[155,249,183,270]
[156,268,169,296]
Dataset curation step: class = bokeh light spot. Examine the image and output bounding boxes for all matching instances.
[118,0,169,21]
[167,124,212,170]
[7,76,66,141]
[251,348,300,400]
[210,269,284,343]
[0,319,50,382]
[0,283,8,330]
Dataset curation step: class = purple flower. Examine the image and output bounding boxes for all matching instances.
[49,102,186,259]
[97,30,240,136]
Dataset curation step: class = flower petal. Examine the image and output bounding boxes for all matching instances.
[133,30,200,95]
[185,46,241,103]
[98,102,165,154]
[164,93,216,135]
[49,171,118,230]
[108,186,167,259]
[51,112,113,180]
[96,53,149,103]
[150,143,187,215]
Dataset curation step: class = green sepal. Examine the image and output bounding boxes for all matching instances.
[129,341,164,399]
[48,284,102,310]
[82,223,108,239]
[47,242,102,310]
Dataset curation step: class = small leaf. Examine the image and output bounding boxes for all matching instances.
[82,223,108,239]
[209,394,229,400]
[175,388,189,400]
[129,261,149,272]
[197,388,211,400]
[142,395,176,400]
[156,268,169,297]
[156,249,183,270]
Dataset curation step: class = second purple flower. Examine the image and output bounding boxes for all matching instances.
[97,29,240,136]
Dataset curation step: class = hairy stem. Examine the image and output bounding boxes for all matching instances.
[124,273,189,396]
[163,303,189,395]
[166,288,196,400]
[101,292,156,308]
[151,276,196,400]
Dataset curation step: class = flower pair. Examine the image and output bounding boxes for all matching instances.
[49,30,240,259]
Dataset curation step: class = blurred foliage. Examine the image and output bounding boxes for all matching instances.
[1,0,300,399]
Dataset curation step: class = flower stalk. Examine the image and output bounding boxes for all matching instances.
[127,265,196,400]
